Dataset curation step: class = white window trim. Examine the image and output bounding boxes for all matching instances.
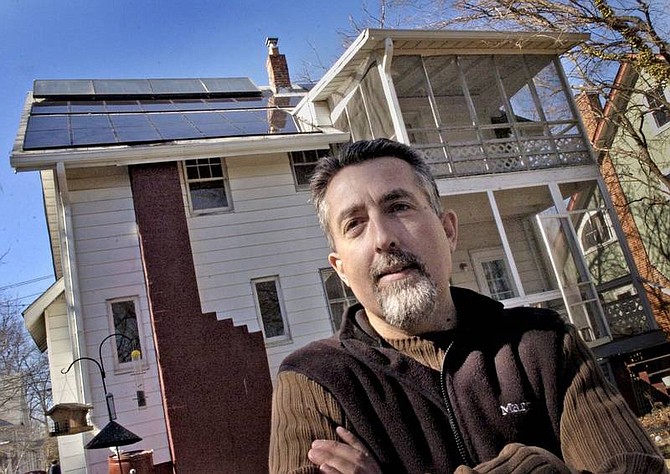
[251,276,291,346]
[289,149,330,191]
[105,296,147,373]
[470,247,519,301]
[319,267,358,332]
[576,209,616,254]
[644,86,670,133]
[181,157,233,215]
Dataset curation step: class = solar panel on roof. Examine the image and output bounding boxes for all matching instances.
[23,107,309,150]
[34,80,95,97]
[149,79,207,94]
[202,77,258,94]
[93,79,153,95]
[33,77,261,98]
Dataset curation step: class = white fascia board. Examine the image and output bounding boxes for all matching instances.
[23,277,64,352]
[11,130,350,171]
[294,29,373,112]
[436,165,600,196]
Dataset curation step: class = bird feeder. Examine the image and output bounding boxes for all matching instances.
[46,403,94,436]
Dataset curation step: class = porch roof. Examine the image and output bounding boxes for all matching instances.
[22,277,64,352]
[301,28,589,104]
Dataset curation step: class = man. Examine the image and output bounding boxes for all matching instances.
[269,139,666,473]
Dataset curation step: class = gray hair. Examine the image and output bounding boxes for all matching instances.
[309,139,443,248]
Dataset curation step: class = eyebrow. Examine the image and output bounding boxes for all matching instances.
[333,188,415,229]
[380,188,414,205]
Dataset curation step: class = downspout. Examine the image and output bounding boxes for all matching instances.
[54,162,93,405]
[378,37,410,143]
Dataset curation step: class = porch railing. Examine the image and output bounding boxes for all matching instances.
[602,295,651,338]
[410,121,593,178]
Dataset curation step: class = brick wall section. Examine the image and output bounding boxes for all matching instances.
[129,162,272,473]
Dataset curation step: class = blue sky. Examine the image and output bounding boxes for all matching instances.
[0,0,368,308]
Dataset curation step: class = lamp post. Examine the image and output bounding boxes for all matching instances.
[61,333,142,473]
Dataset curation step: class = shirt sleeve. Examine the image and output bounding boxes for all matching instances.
[559,326,667,473]
[269,370,347,474]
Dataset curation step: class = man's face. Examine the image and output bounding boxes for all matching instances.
[325,157,458,333]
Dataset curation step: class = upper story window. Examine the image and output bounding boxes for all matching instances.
[252,276,290,344]
[107,297,143,366]
[647,87,670,129]
[319,268,358,331]
[183,158,231,212]
[578,210,615,253]
[289,149,331,189]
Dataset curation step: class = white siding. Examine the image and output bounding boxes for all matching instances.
[65,166,171,470]
[186,153,335,378]
[45,296,87,474]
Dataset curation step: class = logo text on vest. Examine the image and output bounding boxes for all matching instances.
[500,401,531,416]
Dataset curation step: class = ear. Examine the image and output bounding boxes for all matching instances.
[441,210,458,253]
[328,251,349,286]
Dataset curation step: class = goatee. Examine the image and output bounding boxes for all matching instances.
[370,249,437,331]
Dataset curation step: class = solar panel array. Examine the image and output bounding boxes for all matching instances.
[23,80,314,150]
[33,78,260,98]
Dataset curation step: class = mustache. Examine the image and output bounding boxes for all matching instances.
[369,249,428,283]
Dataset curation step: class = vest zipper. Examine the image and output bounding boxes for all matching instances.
[440,341,474,467]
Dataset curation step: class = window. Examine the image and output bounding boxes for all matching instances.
[470,248,518,301]
[289,149,331,188]
[183,158,231,212]
[252,277,290,343]
[647,87,670,129]
[320,268,358,331]
[107,298,142,365]
[578,210,615,253]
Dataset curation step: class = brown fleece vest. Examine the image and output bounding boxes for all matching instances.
[280,287,569,473]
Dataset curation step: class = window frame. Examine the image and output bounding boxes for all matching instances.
[289,149,331,190]
[577,209,616,254]
[251,276,291,345]
[106,296,145,372]
[645,86,670,131]
[470,248,519,301]
[182,157,233,214]
[319,268,358,332]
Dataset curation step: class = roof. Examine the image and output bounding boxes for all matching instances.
[299,28,589,105]
[21,77,312,151]
[12,77,348,170]
[23,278,64,352]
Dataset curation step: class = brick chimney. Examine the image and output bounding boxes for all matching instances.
[265,37,291,93]
[575,91,604,142]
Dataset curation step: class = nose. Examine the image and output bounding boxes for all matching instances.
[371,215,397,253]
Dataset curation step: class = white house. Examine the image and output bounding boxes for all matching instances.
[11,30,668,473]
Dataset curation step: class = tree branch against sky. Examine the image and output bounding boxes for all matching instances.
[0,291,52,471]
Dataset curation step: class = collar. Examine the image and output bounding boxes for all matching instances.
[338,287,504,346]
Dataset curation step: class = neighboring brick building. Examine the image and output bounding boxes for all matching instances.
[576,60,670,411]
